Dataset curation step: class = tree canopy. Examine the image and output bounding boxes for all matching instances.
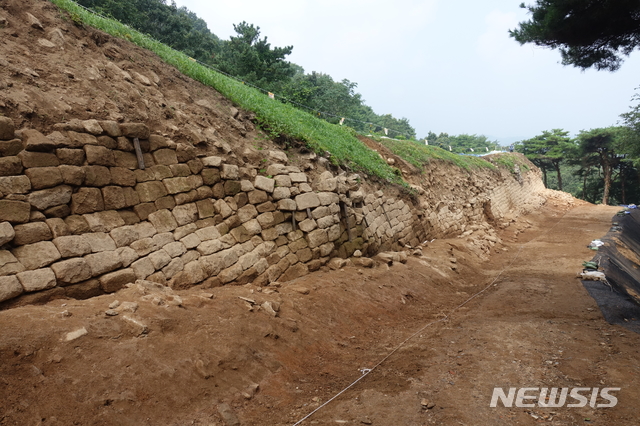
[510,0,640,71]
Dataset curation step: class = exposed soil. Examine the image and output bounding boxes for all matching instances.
[1,2,640,426]
[1,202,639,426]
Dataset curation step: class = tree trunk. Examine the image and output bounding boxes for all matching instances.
[602,159,612,205]
[554,161,563,191]
[542,168,548,188]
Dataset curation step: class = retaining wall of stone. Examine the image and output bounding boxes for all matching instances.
[0,117,549,306]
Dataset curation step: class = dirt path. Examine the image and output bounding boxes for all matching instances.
[275,204,640,426]
[2,203,639,426]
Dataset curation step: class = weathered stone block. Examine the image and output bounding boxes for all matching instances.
[13,222,52,246]
[113,151,138,169]
[153,148,178,165]
[306,229,328,249]
[102,186,126,210]
[59,165,85,186]
[136,181,168,203]
[0,156,23,176]
[18,151,59,168]
[12,240,60,271]
[22,129,57,152]
[85,251,122,276]
[53,235,91,258]
[0,116,15,140]
[99,120,122,137]
[131,257,155,279]
[84,210,125,232]
[82,119,104,135]
[277,199,297,211]
[148,209,178,233]
[84,232,117,253]
[109,167,136,187]
[0,275,23,302]
[24,167,61,190]
[83,165,111,187]
[110,225,139,247]
[254,175,275,193]
[163,177,190,194]
[0,175,31,194]
[56,148,85,165]
[51,258,92,285]
[28,185,72,211]
[119,123,150,139]
[172,203,198,226]
[295,193,321,210]
[0,223,15,246]
[221,164,239,180]
[71,187,104,215]
[99,268,136,293]
[289,172,307,183]
[149,249,172,270]
[17,268,57,292]
[83,145,114,166]
[0,139,23,157]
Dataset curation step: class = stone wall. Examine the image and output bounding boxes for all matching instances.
[0,117,550,307]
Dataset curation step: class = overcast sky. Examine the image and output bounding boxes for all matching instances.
[172,0,640,145]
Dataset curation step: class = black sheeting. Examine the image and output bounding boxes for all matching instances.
[581,208,640,334]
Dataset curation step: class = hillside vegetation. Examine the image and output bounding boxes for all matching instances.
[50,0,513,185]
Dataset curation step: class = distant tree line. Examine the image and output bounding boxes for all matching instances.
[76,0,416,139]
[515,125,640,206]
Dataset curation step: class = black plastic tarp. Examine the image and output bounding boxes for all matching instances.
[582,208,640,334]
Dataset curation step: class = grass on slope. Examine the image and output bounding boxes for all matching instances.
[376,138,496,171]
[50,0,402,184]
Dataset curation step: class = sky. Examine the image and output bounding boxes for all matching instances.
[172,0,640,145]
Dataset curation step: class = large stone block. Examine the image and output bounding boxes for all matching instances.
[221,164,239,180]
[13,222,52,246]
[163,177,191,194]
[99,268,136,293]
[254,175,275,193]
[56,148,85,166]
[13,241,61,270]
[16,268,57,292]
[148,209,178,233]
[22,129,57,152]
[84,145,115,166]
[25,167,63,190]
[0,223,15,246]
[201,168,221,186]
[0,175,31,195]
[0,116,15,140]
[53,235,91,258]
[295,192,320,210]
[85,251,122,276]
[172,203,198,226]
[84,210,125,232]
[84,232,117,253]
[0,139,23,157]
[153,149,178,165]
[119,123,150,139]
[59,165,85,186]
[51,258,93,285]
[71,187,104,215]
[110,225,140,247]
[83,165,111,187]
[113,151,138,169]
[28,185,72,211]
[0,156,23,176]
[306,228,329,249]
[99,120,122,137]
[102,186,126,210]
[18,151,59,168]
[0,275,23,302]
[136,181,168,203]
[0,200,31,223]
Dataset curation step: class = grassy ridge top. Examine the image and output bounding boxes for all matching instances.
[50,0,515,185]
[50,0,402,184]
[375,137,496,171]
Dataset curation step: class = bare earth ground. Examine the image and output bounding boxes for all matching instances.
[1,202,639,426]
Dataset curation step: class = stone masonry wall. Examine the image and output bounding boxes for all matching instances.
[0,117,549,306]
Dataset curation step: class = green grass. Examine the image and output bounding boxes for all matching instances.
[487,153,531,173]
[375,138,496,171]
[50,0,403,184]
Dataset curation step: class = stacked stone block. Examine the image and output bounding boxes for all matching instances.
[0,117,547,306]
